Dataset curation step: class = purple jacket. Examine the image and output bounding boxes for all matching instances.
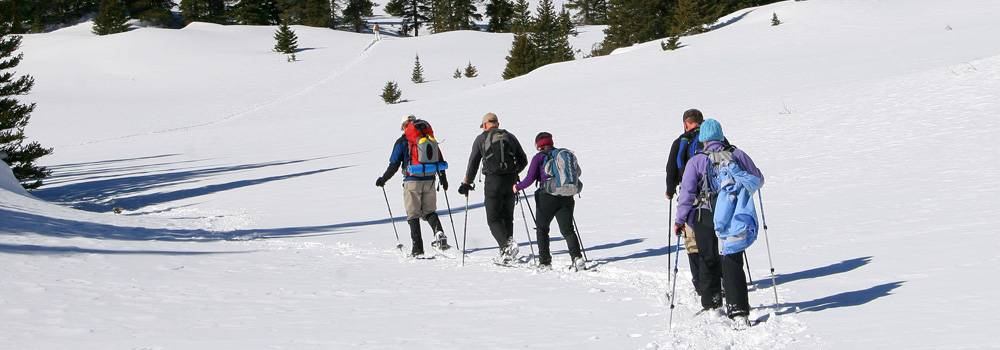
[515,152,549,191]
[676,141,764,226]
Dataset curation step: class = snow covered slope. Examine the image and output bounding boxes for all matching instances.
[3,0,1000,348]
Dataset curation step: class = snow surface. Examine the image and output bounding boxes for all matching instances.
[3,0,1000,348]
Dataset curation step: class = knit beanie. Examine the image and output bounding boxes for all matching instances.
[698,119,725,142]
[535,132,553,148]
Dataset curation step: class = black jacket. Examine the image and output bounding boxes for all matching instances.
[464,129,528,183]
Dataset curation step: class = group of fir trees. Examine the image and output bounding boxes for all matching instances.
[383,0,484,36]
[0,24,52,190]
[596,0,784,55]
[501,0,574,80]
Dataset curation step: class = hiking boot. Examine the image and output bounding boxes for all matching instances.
[571,257,587,272]
[537,262,552,270]
[504,238,519,260]
[430,231,450,251]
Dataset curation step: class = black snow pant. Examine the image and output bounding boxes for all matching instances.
[690,208,750,318]
[484,174,517,250]
[533,190,582,265]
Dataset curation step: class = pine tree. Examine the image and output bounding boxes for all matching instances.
[509,0,531,33]
[564,0,606,25]
[343,0,376,32]
[671,0,706,35]
[273,23,299,54]
[501,32,535,79]
[428,0,453,32]
[93,0,130,35]
[532,0,574,66]
[660,35,680,50]
[385,0,430,35]
[301,0,334,27]
[596,0,667,55]
[180,0,227,24]
[129,0,178,27]
[411,55,425,83]
[0,28,52,190]
[234,0,281,25]
[463,62,478,77]
[771,12,781,26]
[451,0,482,30]
[453,68,462,78]
[485,0,513,32]
[381,81,402,104]
[558,6,575,36]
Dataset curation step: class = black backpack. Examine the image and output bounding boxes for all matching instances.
[480,129,518,175]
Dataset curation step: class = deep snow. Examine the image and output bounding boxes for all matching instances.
[3,0,1000,348]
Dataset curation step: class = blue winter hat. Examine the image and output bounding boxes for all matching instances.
[698,119,725,142]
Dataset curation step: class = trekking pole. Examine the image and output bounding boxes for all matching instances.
[516,190,537,264]
[381,187,404,254]
[571,218,589,262]
[443,190,461,254]
[744,251,754,285]
[667,236,682,331]
[667,197,673,283]
[461,194,470,266]
[758,190,779,306]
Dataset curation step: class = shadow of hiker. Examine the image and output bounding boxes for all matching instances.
[777,281,905,315]
[0,243,253,256]
[755,256,873,288]
[598,243,683,263]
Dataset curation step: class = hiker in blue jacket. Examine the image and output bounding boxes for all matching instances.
[674,119,763,328]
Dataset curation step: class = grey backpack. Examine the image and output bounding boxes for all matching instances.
[542,148,583,196]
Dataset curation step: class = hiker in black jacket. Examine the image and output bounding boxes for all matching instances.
[458,112,528,264]
[665,108,707,293]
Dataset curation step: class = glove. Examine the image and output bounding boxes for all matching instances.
[439,175,449,191]
[665,191,674,200]
[674,223,685,236]
[375,177,387,187]
[458,183,473,196]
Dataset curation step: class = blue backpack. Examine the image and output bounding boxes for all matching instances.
[675,133,702,173]
[542,148,583,196]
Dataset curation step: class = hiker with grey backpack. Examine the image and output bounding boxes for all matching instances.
[674,119,764,330]
[513,132,586,271]
[376,115,452,258]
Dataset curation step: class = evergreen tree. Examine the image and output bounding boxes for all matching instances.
[450,0,482,30]
[234,0,281,25]
[93,0,130,35]
[129,0,178,27]
[558,6,575,36]
[501,32,535,79]
[0,27,52,190]
[273,23,299,54]
[453,68,462,78]
[342,0,376,32]
[531,0,573,66]
[463,62,478,77]
[180,0,227,24]
[564,0,606,25]
[596,0,667,55]
[381,81,402,104]
[428,0,452,32]
[660,35,680,50]
[670,0,706,35]
[301,0,334,27]
[385,0,430,35]
[509,0,531,33]
[411,54,425,83]
[485,0,513,32]
[771,12,781,26]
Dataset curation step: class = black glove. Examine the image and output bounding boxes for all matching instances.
[458,183,473,196]
[439,173,449,191]
[375,177,387,187]
[674,223,685,236]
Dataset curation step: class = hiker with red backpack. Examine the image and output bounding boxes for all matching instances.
[512,132,585,271]
[674,118,763,329]
[458,113,528,264]
[376,115,451,257]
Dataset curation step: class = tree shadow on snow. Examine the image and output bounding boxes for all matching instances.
[776,281,905,316]
[45,154,183,170]
[0,243,253,256]
[754,256,873,288]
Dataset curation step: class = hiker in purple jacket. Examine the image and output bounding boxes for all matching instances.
[674,119,763,327]
[513,132,585,270]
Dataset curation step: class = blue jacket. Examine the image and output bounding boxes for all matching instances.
[382,136,437,182]
[712,161,763,255]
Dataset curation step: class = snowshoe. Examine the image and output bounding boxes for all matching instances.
[430,231,451,251]
[570,257,587,272]
[731,315,751,330]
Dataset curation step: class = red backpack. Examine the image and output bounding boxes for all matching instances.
[403,119,448,176]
